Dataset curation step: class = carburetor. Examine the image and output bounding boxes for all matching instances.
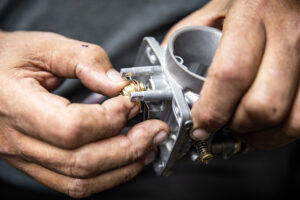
[120,26,247,176]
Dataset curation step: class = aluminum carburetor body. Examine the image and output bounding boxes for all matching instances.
[121,26,246,176]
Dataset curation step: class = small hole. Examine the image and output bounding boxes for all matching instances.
[175,56,184,64]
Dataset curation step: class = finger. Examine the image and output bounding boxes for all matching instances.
[161,0,233,45]
[230,21,300,132]
[12,31,127,96]
[9,120,168,178]
[191,3,266,140]
[284,83,300,140]
[235,82,300,150]
[7,78,139,149]
[2,153,153,198]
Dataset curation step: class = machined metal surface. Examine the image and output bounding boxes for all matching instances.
[120,26,247,176]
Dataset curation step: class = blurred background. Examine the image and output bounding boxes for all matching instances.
[0,0,299,199]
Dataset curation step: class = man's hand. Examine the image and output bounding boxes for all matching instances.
[164,0,300,149]
[0,31,169,198]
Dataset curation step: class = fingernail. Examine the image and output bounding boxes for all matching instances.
[128,105,140,119]
[191,128,210,141]
[107,69,125,82]
[143,151,156,165]
[153,131,168,146]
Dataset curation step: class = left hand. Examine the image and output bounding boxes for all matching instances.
[0,30,170,198]
[163,0,300,149]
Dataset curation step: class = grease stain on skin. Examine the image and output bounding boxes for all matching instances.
[81,44,89,48]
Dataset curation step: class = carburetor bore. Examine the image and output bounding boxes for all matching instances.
[120,26,247,176]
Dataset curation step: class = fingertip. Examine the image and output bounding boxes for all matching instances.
[106,69,126,83]
[96,69,128,96]
[76,63,128,97]
[114,95,136,108]
[151,119,170,134]
[190,128,210,141]
[153,130,168,146]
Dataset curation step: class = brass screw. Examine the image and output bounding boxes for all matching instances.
[120,80,146,96]
[194,141,214,164]
[120,78,146,108]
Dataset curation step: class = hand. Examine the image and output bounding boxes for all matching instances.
[164,0,300,149]
[0,31,169,198]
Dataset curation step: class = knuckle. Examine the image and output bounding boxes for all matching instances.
[68,152,94,178]
[133,124,154,140]
[128,147,144,163]
[117,100,131,115]
[102,109,120,134]
[127,128,150,161]
[55,115,82,149]
[210,58,250,88]
[119,137,141,163]
[66,179,90,198]
[127,140,144,162]
[106,104,128,124]
[125,120,168,163]
[242,96,286,125]
[101,99,132,129]
[139,119,167,133]
[242,0,267,13]
[195,109,229,128]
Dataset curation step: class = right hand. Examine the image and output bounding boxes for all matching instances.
[163,0,300,149]
[0,31,169,198]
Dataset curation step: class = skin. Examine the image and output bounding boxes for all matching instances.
[163,0,300,149]
[0,31,170,198]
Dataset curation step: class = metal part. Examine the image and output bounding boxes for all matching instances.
[120,80,146,97]
[120,26,247,176]
[130,90,173,102]
[194,141,214,164]
[120,65,162,76]
[121,79,146,109]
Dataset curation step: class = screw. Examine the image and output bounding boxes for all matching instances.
[184,120,193,131]
[194,141,214,164]
[120,79,146,108]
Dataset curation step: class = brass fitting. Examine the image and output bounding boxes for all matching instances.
[120,77,146,108]
[194,140,214,164]
[199,150,214,164]
[120,80,146,96]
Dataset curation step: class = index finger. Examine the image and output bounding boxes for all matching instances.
[8,78,139,149]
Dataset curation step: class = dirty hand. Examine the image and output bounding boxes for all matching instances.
[164,0,300,149]
[0,31,169,198]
